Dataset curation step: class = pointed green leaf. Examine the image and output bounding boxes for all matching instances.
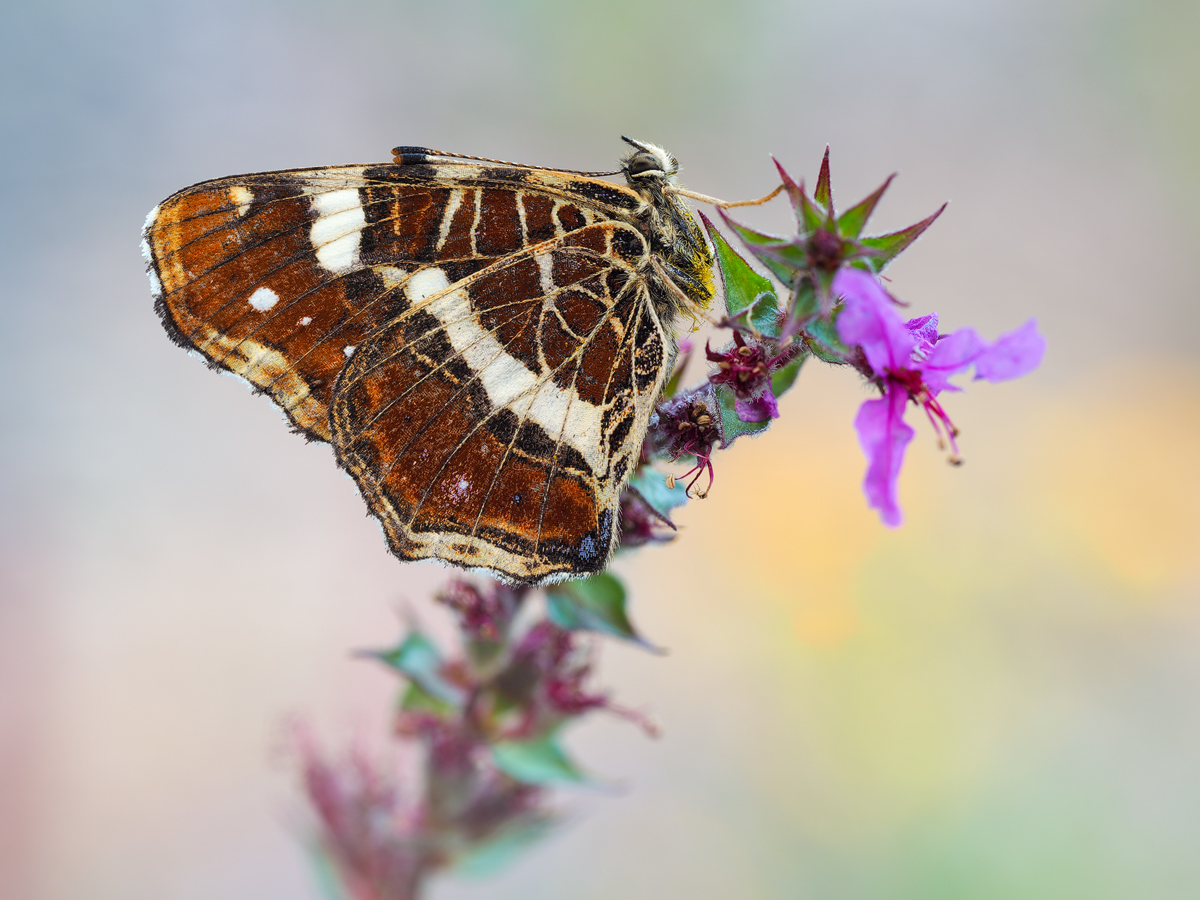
[773,158,825,234]
[492,732,586,785]
[813,146,832,213]
[859,203,947,272]
[837,174,895,239]
[716,214,801,286]
[453,816,557,877]
[367,633,465,705]
[772,158,808,228]
[545,572,655,648]
[701,214,780,338]
[713,382,770,446]
[399,679,456,715]
[770,354,806,398]
[629,467,688,521]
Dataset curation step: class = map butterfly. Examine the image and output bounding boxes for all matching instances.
[143,138,715,584]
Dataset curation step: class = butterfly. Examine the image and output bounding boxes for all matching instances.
[143,137,715,584]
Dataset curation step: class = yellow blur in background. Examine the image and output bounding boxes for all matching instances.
[1,0,1199,898]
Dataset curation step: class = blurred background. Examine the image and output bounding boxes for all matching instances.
[2,0,1199,897]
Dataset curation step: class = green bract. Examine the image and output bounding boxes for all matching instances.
[545,571,656,650]
[365,631,465,706]
[492,730,588,785]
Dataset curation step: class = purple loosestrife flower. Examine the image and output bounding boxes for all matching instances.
[834,267,1045,526]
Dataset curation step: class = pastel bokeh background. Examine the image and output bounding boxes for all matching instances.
[2,0,1199,897]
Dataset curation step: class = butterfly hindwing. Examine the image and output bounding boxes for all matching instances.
[330,222,670,583]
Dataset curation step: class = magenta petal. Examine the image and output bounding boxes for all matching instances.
[973,319,1045,382]
[735,392,778,422]
[853,388,915,527]
[905,314,940,352]
[834,268,915,377]
[922,327,988,393]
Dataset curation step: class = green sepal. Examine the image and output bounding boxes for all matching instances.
[492,731,587,785]
[813,265,838,307]
[714,382,770,445]
[770,354,806,398]
[837,174,895,239]
[701,213,780,338]
[813,146,833,214]
[858,203,947,272]
[545,572,656,649]
[366,632,465,706]
[790,277,819,321]
[629,467,688,522]
[804,311,851,364]
[746,241,814,287]
[774,158,826,234]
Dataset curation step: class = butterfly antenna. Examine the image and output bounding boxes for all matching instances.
[392,146,621,177]
[668,184,785,209]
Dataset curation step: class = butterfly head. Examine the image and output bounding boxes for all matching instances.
[620,137,680,186]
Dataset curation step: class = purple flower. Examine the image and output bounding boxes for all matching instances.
[647,391,719,497]
[436,579,523,642]
[834,267,1045,526]
[706,330,778,423]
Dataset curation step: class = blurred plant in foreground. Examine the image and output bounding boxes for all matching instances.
[297,577,653,899]
[296,150,1044,898]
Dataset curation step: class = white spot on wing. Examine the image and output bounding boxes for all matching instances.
[310,188,365,274]
[299,316,313,326]
[248,286,280,311]
[436,189,464,251]
[229,185,254,216]
[410,267,604,473]
[344,345,356,357]
[378,266,408,289]
[535,252,554,296]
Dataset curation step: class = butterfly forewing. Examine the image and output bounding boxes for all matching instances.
[146,165,637,438]
[145,155,682,583]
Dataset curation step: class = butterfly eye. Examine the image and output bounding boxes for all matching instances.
[626,153,664,176]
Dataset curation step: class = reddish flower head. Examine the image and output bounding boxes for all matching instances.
[706,330,781,423]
